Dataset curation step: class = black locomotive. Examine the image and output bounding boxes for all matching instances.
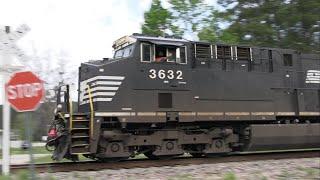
[47,34,320,161]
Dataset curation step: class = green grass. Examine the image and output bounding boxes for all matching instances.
[0,146,50,159]
[10,146,49,155]
[32,154,90,164]
[297,167,320,179]
[168,174,194,180]
[223,172,237,180]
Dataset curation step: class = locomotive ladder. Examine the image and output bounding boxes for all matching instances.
[68,85,95,155]
[69,113,91,155]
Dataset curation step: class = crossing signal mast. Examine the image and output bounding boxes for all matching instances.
[0,24,30,175]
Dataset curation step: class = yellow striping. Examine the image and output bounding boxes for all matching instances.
[156,112,166,116]
[137,112,156,116]
[87,111,318,118]
[225,112,250,116]
[87,85,94,138]
[197,112,224,116]
[179,112,196,116]
[251,112,274,116]
[299,112,320,116]
[276,112,296,116]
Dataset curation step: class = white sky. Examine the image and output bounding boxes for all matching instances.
[0,0,218,104]
[0,0,153,104]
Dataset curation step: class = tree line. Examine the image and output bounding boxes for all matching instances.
[141,0,320,52]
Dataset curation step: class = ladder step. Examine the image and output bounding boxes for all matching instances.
[73,116,88,119]
[72,128,89,130]
[72,132,89,136]
[71,152,91,155]
[72,144,89,147]
[72,120,89,122]
[72,136,89,138]
[71,146,90,154]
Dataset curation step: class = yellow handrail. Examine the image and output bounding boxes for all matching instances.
[87,85,94,137]
[58,112,66,122]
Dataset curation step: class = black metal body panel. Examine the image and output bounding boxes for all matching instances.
[246,123,320,151]
[77,35,320,123]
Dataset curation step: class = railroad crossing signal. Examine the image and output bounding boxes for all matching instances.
[0,25,30,175]
[6,71,44,112]
[0,24,30,56]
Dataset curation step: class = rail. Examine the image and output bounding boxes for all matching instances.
[10,150,320,173]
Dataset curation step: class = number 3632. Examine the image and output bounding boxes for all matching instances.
[148,69,183,80]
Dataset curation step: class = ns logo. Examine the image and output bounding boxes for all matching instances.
[305,70,320,84]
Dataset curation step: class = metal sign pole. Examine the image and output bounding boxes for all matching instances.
[1,54,11,175]
[25,112,35,179]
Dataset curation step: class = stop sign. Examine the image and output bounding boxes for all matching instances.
[5,71,44,112]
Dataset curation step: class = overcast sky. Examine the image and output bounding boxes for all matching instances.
[0,0,155,104]
[0,0,217,104]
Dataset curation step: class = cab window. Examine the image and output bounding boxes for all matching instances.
[113,44,134,59]
[167,47,176,62]
[141,43,152,62]
[153,44,187,64]
[141,42,187,64]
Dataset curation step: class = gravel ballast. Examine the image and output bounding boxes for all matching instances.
[40,157,320,179]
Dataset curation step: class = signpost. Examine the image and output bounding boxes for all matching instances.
[5,71,44,178]
[0,25,30,176]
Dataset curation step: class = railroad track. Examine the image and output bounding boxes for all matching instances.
[10,150,320,173]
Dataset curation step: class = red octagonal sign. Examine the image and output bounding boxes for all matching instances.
[5,71,44,112]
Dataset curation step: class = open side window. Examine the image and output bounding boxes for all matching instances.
[155,44,186,63]
[141,42,187,64]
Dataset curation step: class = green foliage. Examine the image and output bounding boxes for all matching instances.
[197,11,220,43]
[16,170,30,180]
[223,172,237,180]
[141,0,174,36]
[10,101,56,141]
[11,113,28,141]
[141,0,320,51]
[0,175,11,180]
[218,0,320,52]
[169,0,213,37]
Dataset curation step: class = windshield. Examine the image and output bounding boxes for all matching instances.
[113,44,134,59]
